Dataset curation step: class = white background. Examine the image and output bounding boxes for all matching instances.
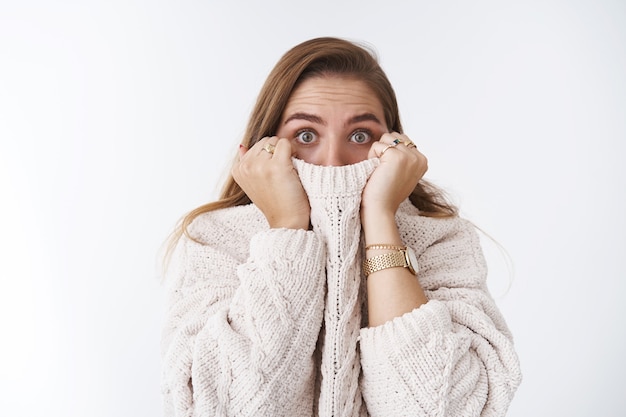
[1,1,624,416]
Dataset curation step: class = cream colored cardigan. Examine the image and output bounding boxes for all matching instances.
[161,158,521,417]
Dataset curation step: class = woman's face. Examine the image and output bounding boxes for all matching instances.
[276,75,388,166]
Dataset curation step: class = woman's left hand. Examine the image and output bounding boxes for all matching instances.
[361,133,429,326]
[361,132,428,217]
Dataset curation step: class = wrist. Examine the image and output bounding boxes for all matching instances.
[360,196,400,218]
[363,246,419,277]
[268,214,310,230]
[361,209,397,232]
[361,212,402,246]
[361,206,395,225]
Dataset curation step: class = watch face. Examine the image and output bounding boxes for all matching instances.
[406,247,419,275]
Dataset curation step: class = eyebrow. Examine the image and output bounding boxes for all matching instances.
[283,112,326,126]
[347,113,382,125]
[282,112,382,126]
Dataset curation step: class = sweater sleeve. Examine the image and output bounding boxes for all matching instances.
[161,223,326,417]
[358,218,522,417]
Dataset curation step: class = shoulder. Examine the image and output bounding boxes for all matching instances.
[396,200,477,254]
[186,204,267,245]
[397,200,487,288]
[167,204,266,286]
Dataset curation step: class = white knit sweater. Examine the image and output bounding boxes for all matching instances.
[161,158,521,417]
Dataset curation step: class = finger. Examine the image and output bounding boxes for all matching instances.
[257,136,279,157]
[399,135,417,149]
[388,132,418,149]
[372,136,403,158]
[383,132,421,154]
[380,132,403,144]
[272,138,295,160]
[370,140,391,158]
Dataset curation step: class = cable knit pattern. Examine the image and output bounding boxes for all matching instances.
[294,158,379,417]
[161,159,521,417]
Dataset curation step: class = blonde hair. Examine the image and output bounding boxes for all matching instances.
[164,37,457,264]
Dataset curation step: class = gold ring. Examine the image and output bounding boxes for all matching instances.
[263,143,276,154]
[380,144,395,157]
[404,140,415,148]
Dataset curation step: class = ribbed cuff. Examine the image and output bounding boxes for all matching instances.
[359,300,453,350]
[249,228,322,260]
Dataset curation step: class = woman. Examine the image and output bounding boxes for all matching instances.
[161,37,521,416]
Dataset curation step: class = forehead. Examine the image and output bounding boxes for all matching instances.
[284,75,383,112]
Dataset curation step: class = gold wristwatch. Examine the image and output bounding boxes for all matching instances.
[363,246,419,277]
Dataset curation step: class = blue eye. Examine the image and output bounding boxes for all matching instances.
[296,130,316,144]
[350,130,371,144]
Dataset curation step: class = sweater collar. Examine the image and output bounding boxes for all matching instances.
[292,157,380,198]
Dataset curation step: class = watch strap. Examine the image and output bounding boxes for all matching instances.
[365,244,406,251]
[363,250,408,277]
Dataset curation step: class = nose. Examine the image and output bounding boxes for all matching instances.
[318,139,351,166]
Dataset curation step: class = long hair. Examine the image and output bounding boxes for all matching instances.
[165,37,457,260]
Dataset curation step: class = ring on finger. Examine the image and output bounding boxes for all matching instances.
[403,140,416,148]
[380,144,395,156]
[263,143,276,154]
[380,138,401,157]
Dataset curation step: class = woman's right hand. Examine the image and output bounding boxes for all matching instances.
[232,136,311,230]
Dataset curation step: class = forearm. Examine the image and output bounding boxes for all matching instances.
[361,210,427,327]
[162,229,326,416]
[359,217,522,416]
